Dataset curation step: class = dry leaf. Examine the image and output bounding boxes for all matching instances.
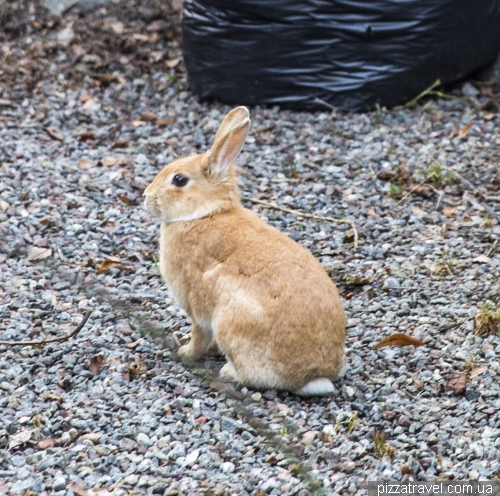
[78,159,95,169]
[375,333,425,349]
[413,378,423,388]
[79,132,95,142]
[9,429,34,450]
[118,194,135,206]
[447,373,467,395]
[89,355,106,375]
[133,33,150,42]
[165,58,180,69]
[107,21,124,34]
[469,366,488,379]
[90,73,119,86]
[38,438,56,449]
[129,361,147,375]
[442,207,456,217]
[457,121,473,139]
[97,258,124,275]
[400,466,414,475]
[473,255,491,264]
[146,19,168,32]
[411,206,428,216]
[344,274,374,286]
[99,156,127,167]
[80,432,104,442]
[27,247,52,261]
[157,118,175,126]
[111,140,130,149]
[140,111,157,122]
[69,483,86,496]
[79,93,92,103]
[45,126,65,141]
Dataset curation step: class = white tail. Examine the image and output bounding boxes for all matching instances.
[295,378,335,396]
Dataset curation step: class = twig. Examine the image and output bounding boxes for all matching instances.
[0,310,92,347]
[313,97,337,112]
[399,79,442,109]
[243,197,358,250]
[249,124,276,136]
[484,196,500,203]
[396,175,433,206]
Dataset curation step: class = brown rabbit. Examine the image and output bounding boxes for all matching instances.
[144,106,346,395]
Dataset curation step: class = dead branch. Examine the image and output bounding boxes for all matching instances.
[243,197,358,250]
[0,310,92,347]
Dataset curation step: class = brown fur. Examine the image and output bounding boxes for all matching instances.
[144,106,345,393]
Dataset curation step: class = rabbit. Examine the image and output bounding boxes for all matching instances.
[143,106,346,396]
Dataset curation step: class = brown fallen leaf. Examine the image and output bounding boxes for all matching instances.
[90,73,119,86]
[407,183,433,197]
[97,258,124,275]
[111,140,130,149]
[400,466,414,475]
[375,333,425,349]
[457,121,473,139]
[79,132,95,142]
[447,373,467,395]
[99,156,127,167]
[129,361,147,375]
[77,159,95,169]
[79,93,92,103]
[89,355,105,375]
[156,118,175,127]
[442,207,456,217]
[118,194,135,206]
[413,378,423,388]
[27,247,52,261]
[69,484,86,496]
[38,438,57,449]
[140,111,157,122]
[344,274,374,286]
[45,126,65,141]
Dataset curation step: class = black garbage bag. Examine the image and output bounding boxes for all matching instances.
[182,0,500,111]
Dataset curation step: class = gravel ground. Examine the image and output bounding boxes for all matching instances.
[1,2,500,495]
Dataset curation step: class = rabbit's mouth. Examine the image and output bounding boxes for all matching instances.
[143,194,160,218]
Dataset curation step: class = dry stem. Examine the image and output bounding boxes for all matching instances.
[0,310,92,347]
[244,197,358,250]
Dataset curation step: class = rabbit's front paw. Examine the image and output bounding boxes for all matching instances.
[178,343,196,359]
[219,362,238,382]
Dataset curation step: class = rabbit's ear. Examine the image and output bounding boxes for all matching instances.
[214,106,250,144]
[208,116,250,177]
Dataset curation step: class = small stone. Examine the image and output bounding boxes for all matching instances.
[383,277,400,290]
[251,392,262,402]
[220,462,235,473]
[123,474,139,486]
[52,476,66,492]
[136,432,151,447]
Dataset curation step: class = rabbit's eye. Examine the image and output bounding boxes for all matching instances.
[172,174,188,187]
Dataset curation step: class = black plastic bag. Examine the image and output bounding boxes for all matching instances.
[182,0,500,111]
